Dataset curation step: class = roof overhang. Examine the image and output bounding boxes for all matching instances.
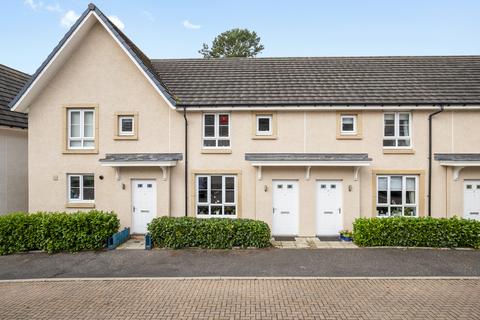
[435,153,480,181]
[10,4,176,113]
[179,105,480,112]
[248,161,371,167]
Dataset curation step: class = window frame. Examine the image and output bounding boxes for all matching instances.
[255,114,273,136]
[195,175,237,218]
[383,112,412,149]
[118,115,135,136]
[376,175,418,217]
[202,113,231,149]
[67,109,95,150]
[340,114,357,135]
[67,174,95,203]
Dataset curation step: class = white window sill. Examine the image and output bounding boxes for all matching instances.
[201,149,232,154]
[66,202,95,209]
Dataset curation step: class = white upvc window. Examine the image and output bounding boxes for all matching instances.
[118,115,134,136]
[383,112,412,148]
[256,114,273,136]
[68,109,95,149]
[376,175,418,217]
[196,175,237,217]
[340,115,357,135]
[202,113,230,148]
[68,174,95,203]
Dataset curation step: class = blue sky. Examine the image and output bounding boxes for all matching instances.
[1,0,479,74]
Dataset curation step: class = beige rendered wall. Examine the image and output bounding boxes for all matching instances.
[0,127,28,214]
[26,20,480,234]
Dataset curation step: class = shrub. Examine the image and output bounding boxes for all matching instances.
[148,217,271,249]
[353,216,480,249]
[0,211,120,255]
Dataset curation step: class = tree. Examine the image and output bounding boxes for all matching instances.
[199,28,264,58]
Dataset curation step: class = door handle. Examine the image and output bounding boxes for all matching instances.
[338,208,342,214]
[133,206,135,212]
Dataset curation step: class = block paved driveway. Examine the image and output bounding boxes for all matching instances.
[1,278,479,319]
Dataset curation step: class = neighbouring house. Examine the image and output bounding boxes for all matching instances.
[0,64,29,214]
[9,3,480,235]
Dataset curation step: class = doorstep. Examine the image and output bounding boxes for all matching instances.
[271,237,358,249]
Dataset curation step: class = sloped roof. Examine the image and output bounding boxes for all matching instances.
[9,3,176,112]
[245,153,371,162]
[152,56,480,107]
[0,64,29,128]
[100,153,183,162]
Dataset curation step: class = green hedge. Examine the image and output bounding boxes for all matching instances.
[148,217,271,249]
[0,211,120,255]
[353,217,480,248]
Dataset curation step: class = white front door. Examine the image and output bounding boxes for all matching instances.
[272,180,299,236]
[316,181,343,236]
[132,180,157,234]
[464,180,480,221]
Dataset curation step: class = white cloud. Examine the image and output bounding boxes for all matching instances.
[61,10,80,28]
[183,20,201,30]
[108,15,125,30]
[24,0,44,11]
[45,3,62,13]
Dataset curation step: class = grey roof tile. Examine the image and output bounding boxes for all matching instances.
[434,153,480,161]
[245,153,371,162]
[152,56,480,107]
[100,153,183,162]
[0,64,29,128]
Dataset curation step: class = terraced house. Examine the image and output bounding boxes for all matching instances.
[9,3,480,235]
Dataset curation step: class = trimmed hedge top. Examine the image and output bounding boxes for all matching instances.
[148,217,271,249]
[0,211,120,255]
[353,216,480,249]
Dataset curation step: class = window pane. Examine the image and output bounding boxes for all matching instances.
[210,191,222,204]
[399,114,410,136]
[377,207,388,216]
[342,117,354,132]
[210,206,222,215]
[70,124,81,138]
[204,115,215,126]
[224,206,236,215]
[70,176,80,188]
[225,177,235,190]
[398,139,410,147]
[70,187,80,200]
[203,139,216,147]
[225,190,235,203]
[390,207,402,216]
[258,117,271,132]
[383,139,395,147]
[378,191,388,204]
[121,118,133,133]
[83,188,94,200]
[84,111,94,137]
[390,177,402,205]
[404,207,416,216]
[384,114,395,136]
[378,177,388,204]
[198,177,208,190]
[83,175,94,188]
[198,190,208,203]
[70,111,80,125]
[219,125,229,137]
[211,176,222,189]
[197,206,209,215]
[219,114,229,125]
[69,140,81,148]
[204,125,215,137]
[218,139,230,147]
[83,140,95,148]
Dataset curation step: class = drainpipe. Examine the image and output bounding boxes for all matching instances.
[428,105,444,216]
[183,105,188,217]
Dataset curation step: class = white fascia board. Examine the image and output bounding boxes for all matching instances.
[439,161,480,167]
[249,161,371,167]
[100,161,177,167]
[181,105,480,112]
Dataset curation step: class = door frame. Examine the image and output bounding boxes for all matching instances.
[272,179,299,236]
[131,178,157,234]
[315,179,344,236]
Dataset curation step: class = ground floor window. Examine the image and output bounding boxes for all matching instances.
[376,175,418,216]
[196,175,236,217]
[68,174,94,202]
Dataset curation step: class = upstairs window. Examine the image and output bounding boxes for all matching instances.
[383,112,411,148]
[340,115,357,135]
[118,115,134,136]
[68,174,94,203]
[68,109,95,149]
[203,113,230,148]
[256,115,273,136]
